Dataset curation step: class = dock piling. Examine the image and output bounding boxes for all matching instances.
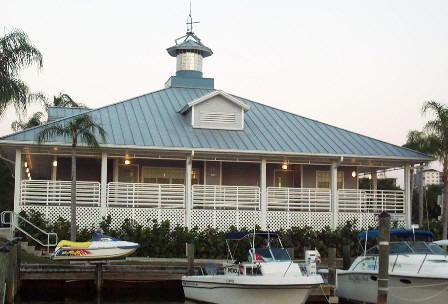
[342,239,351,270]
[377,212,390,304]
[186,242,195,275]
[95,263,103,294]
[328,244,339,303]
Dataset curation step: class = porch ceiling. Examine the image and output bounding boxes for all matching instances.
[0,143,422,170]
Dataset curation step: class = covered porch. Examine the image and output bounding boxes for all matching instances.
[12,145,411,231]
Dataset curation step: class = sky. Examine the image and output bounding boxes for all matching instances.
[1,0,448,183]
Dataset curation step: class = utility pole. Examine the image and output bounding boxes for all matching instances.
[419,165,424,227]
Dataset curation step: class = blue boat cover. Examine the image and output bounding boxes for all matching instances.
[356,229,434,239]
[225,231,279,240]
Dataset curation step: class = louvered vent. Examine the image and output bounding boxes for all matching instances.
[200,111,236,123]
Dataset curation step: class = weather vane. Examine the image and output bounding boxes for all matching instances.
[186,1,199,34]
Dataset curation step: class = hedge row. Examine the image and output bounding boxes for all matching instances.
[18,209,443,259]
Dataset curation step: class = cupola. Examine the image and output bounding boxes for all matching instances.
[165,12,214,89]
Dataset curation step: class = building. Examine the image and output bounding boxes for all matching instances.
[0,26,430,232]
[413,168,443,188]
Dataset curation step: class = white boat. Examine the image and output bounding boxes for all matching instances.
[336,229,448,304]
[52,232,140,260]
[182,231,323,304]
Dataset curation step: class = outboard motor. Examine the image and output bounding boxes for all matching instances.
[305,250,319,275]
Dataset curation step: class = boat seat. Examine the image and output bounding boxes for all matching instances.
[56,240,92,248]
[201,263,218,275]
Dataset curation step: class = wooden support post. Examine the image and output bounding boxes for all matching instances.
[342,239,351,270]
[287,247,295,261]
[186,242,195,275]
[5,244,18,303]
[95,263,103,294]
[0,252,7,303]
[377,212,390,304]
[418,166,424,227]
[328,244,336,287]
[328,244,339,303]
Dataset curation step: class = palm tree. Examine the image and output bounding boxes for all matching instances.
[0,29,43,116]
[418,101,448,240]
[47,92,85,109]
[37,114,106,241]
[11,111,45,131]
[403,130,439,226]
[11,93,86,132]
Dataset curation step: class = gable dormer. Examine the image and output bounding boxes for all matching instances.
[179,90,250,130]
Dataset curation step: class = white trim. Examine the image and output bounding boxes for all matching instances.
[51,156,57,181]
[0,140,430,162]
[219,161,222,185]
[14,148,21,213]
[179,90,250,114]
[191,105,195,126]
[241,107,245,129]
[300,164,304,188]
[100,152,108,217]
[204,161,207,185]
[260,159,267,230]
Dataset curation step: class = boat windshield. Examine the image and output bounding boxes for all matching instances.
[270,248,291,261]
[252,248,291,262]
[367,241,446,255]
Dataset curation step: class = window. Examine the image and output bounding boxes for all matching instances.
[141,167,200,185]
[316,171,344,189]
[118,164,139,183]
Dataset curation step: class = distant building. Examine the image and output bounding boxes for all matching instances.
[414,168,443,187]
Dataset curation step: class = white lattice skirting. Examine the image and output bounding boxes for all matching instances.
[19,206,405,231]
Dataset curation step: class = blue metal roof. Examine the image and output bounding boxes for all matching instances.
[0,87,431,160]
[47,106,90,121]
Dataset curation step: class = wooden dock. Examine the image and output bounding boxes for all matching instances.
[20,264,185,281]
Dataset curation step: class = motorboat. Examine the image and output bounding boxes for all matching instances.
[182,231,323,304]
[336,229,448,304]
[52,232,140,260]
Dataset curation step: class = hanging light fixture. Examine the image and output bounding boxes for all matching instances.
[53,160,58,167]
[26,168,29,173]
[124,159,131,165]
[351,170,357,178]
[282,160,288,170]
[27,172,30,178]
[24,161,28,168]
[28,177,32,181]
[368,173,372,180]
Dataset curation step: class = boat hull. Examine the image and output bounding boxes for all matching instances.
[182,275,320,304]
[52,247,137,260]
[337,272,448,304]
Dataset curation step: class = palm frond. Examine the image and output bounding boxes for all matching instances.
[36,124,70,144]
[53,93,84,108]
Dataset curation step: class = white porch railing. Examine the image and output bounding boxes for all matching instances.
[267,187,331,212]
[20,180,100,206]
[338,189,405,213]
[192,185,260,210]
[107,182,185,208]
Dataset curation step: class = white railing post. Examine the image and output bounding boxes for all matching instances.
[404,164,411,227]
[100,152,108,219]
[185,154,193,229]
[14,149,22,214]
[158,184,162,223]
[260,159,267,230]
[331,161,338,230]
